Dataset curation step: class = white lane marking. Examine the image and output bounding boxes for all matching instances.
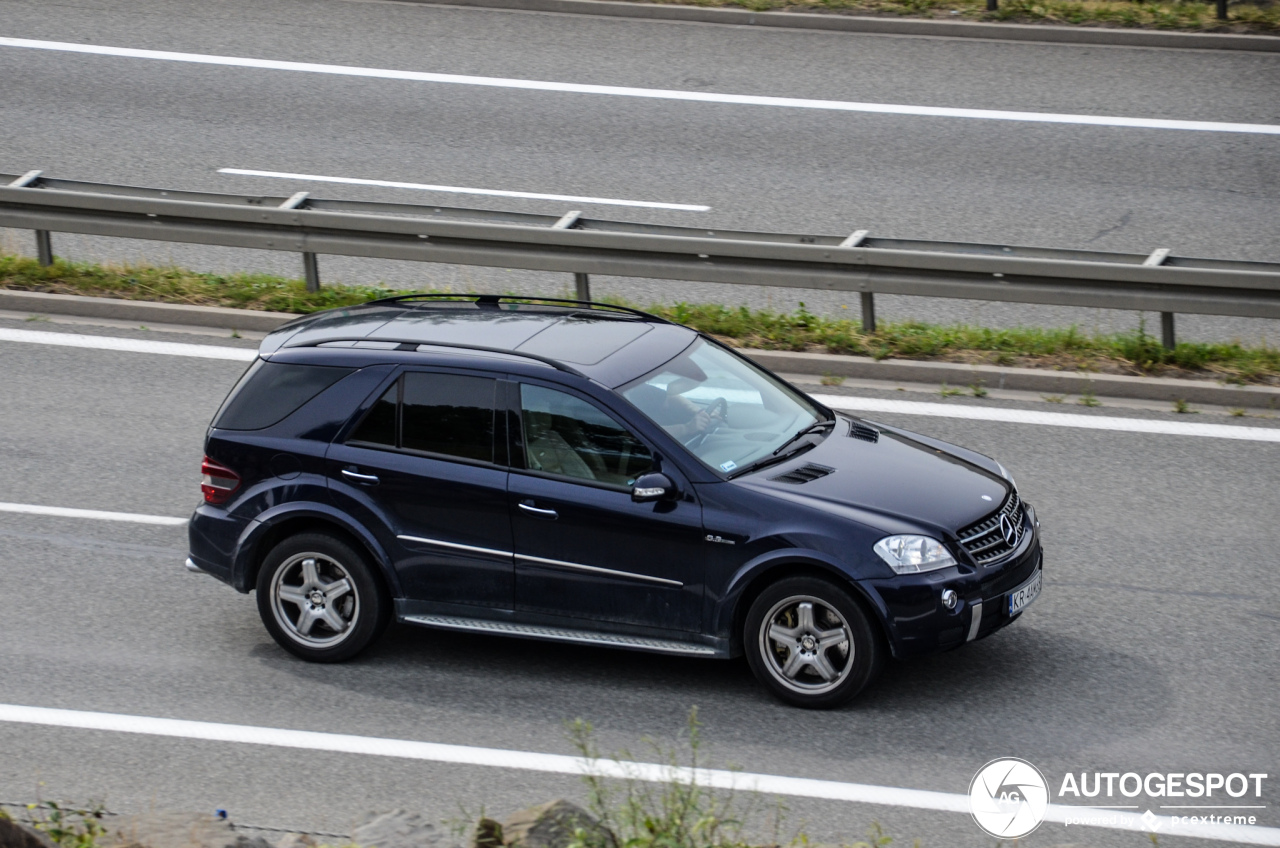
[2,705,1277,846]
[219,168,711,212]
[812,394,1280,442]
[2,37,1278,135]
[3,328,1276,442]
[0,503,186,526]
[0,328,256,361]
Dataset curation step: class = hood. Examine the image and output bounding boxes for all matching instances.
[737,417,1009,533]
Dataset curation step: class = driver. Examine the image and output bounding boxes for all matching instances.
[627,384,721,441]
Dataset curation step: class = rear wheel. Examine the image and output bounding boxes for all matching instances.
[256,533,389,662]
[744,576,882,708]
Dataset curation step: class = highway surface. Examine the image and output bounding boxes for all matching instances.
[2,0,1279,342]
[0,316,1277,847]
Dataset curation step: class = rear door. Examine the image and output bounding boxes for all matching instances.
[327,368,513,611]
[507,380,705,632]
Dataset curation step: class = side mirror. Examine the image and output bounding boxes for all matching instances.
[631,472,677,503]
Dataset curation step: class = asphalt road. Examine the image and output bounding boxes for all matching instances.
[2,0,1279,343]
[1,317,1277,847]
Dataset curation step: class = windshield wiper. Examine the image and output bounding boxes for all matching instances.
[771,419,836,457]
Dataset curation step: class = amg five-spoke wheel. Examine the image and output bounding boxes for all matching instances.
[745,576,882,708]
[256,533,389,662]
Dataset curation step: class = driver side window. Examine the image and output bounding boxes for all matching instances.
[519,384,653,488]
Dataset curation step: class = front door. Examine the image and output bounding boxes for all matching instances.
[508,381,705,632]
[328,369,512,611]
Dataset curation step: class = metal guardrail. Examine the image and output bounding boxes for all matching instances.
[4,170,1279,348]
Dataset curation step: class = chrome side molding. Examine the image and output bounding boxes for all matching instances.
[402,614,719,656]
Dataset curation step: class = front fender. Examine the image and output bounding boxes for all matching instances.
[709,547,896,655]
[231,501,400,595]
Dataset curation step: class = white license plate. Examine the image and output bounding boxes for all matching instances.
[1008,568,1042,616]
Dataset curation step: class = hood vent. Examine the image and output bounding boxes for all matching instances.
[847,421,880,443]
[770,463,835,484]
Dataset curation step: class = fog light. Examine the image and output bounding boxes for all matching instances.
[941,589,958,610]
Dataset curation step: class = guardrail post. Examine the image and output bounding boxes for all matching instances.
[35,230,54,266]
[574,273,591,302]
[1217,0,1228,18]
[1142,248,1176,349]
[987,0,998,10]
[861,292,876,333]
[302,253,321,293]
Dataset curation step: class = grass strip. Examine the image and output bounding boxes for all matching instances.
[2,253,1277,384]
[618,0,1279,33]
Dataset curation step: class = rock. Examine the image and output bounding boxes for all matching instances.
[0,818,57,848]
[271,835,316,848]
[500,802,614,848]
[350,810,453,848]
[102,812,272,848]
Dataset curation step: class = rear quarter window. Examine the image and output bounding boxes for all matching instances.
[214,360,356,431]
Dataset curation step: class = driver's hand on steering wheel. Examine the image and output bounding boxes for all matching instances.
[689,410,712,433]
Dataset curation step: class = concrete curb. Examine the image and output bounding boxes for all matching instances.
[748,349,1280,408]
[5,289,1278,409]
[0,289,297,333]
[397,0,1280,51]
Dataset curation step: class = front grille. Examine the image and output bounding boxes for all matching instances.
[958,490,1026,565]
[770,463,835,484]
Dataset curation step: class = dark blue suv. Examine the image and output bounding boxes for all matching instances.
[188,295,1042,708]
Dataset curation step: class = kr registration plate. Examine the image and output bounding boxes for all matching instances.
[1007,568,1042,616]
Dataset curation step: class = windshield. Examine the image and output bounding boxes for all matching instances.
[620,338,827,475]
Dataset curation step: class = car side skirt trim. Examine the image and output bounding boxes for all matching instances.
[402,614,718,656]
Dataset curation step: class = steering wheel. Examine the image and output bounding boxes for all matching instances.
[683,396,728,450]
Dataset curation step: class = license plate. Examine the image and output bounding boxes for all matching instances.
[1008,568,1042,616]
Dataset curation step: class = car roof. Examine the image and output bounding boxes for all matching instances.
[258,296,700,388]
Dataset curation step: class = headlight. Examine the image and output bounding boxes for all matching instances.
[873,535,957,574]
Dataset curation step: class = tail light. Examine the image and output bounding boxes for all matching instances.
[201,456,241,505]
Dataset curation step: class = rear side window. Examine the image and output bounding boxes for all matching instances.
[215,360,355,431]
[347,372,497,464]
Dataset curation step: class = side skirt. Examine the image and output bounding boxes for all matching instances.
[401,614,725,658]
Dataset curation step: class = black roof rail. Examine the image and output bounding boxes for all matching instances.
[367,293,673,324]
[301,338,589,379]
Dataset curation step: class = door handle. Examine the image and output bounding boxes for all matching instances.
[341,468,380,485]
[518,501,558,519]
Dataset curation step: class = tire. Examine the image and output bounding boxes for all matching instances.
[256,532,389,662]
[743,576,883,709]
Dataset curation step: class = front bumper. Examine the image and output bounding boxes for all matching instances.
[865,505,1042,659]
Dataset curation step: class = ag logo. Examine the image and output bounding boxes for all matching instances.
[968,758,1049,839]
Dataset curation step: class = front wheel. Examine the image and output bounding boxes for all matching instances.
[256,532,389,662]
[744,576,883,708]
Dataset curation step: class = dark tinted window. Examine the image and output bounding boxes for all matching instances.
[348,383,398,447]
[521,385,652,487]
[402,373,496,463]
[215,360,355,431]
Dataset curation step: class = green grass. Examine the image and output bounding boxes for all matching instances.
[633,0,1279,32]
[3,253,1278,385]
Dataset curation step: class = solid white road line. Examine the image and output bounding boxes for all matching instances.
[810,394,1280,442]
[219,168,711,211]
[1,704,1277,845]
[0,328,256,361]
[0,503,186,526]
[3,37,1278,135]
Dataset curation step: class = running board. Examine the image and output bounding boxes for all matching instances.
[401,614,720,657]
